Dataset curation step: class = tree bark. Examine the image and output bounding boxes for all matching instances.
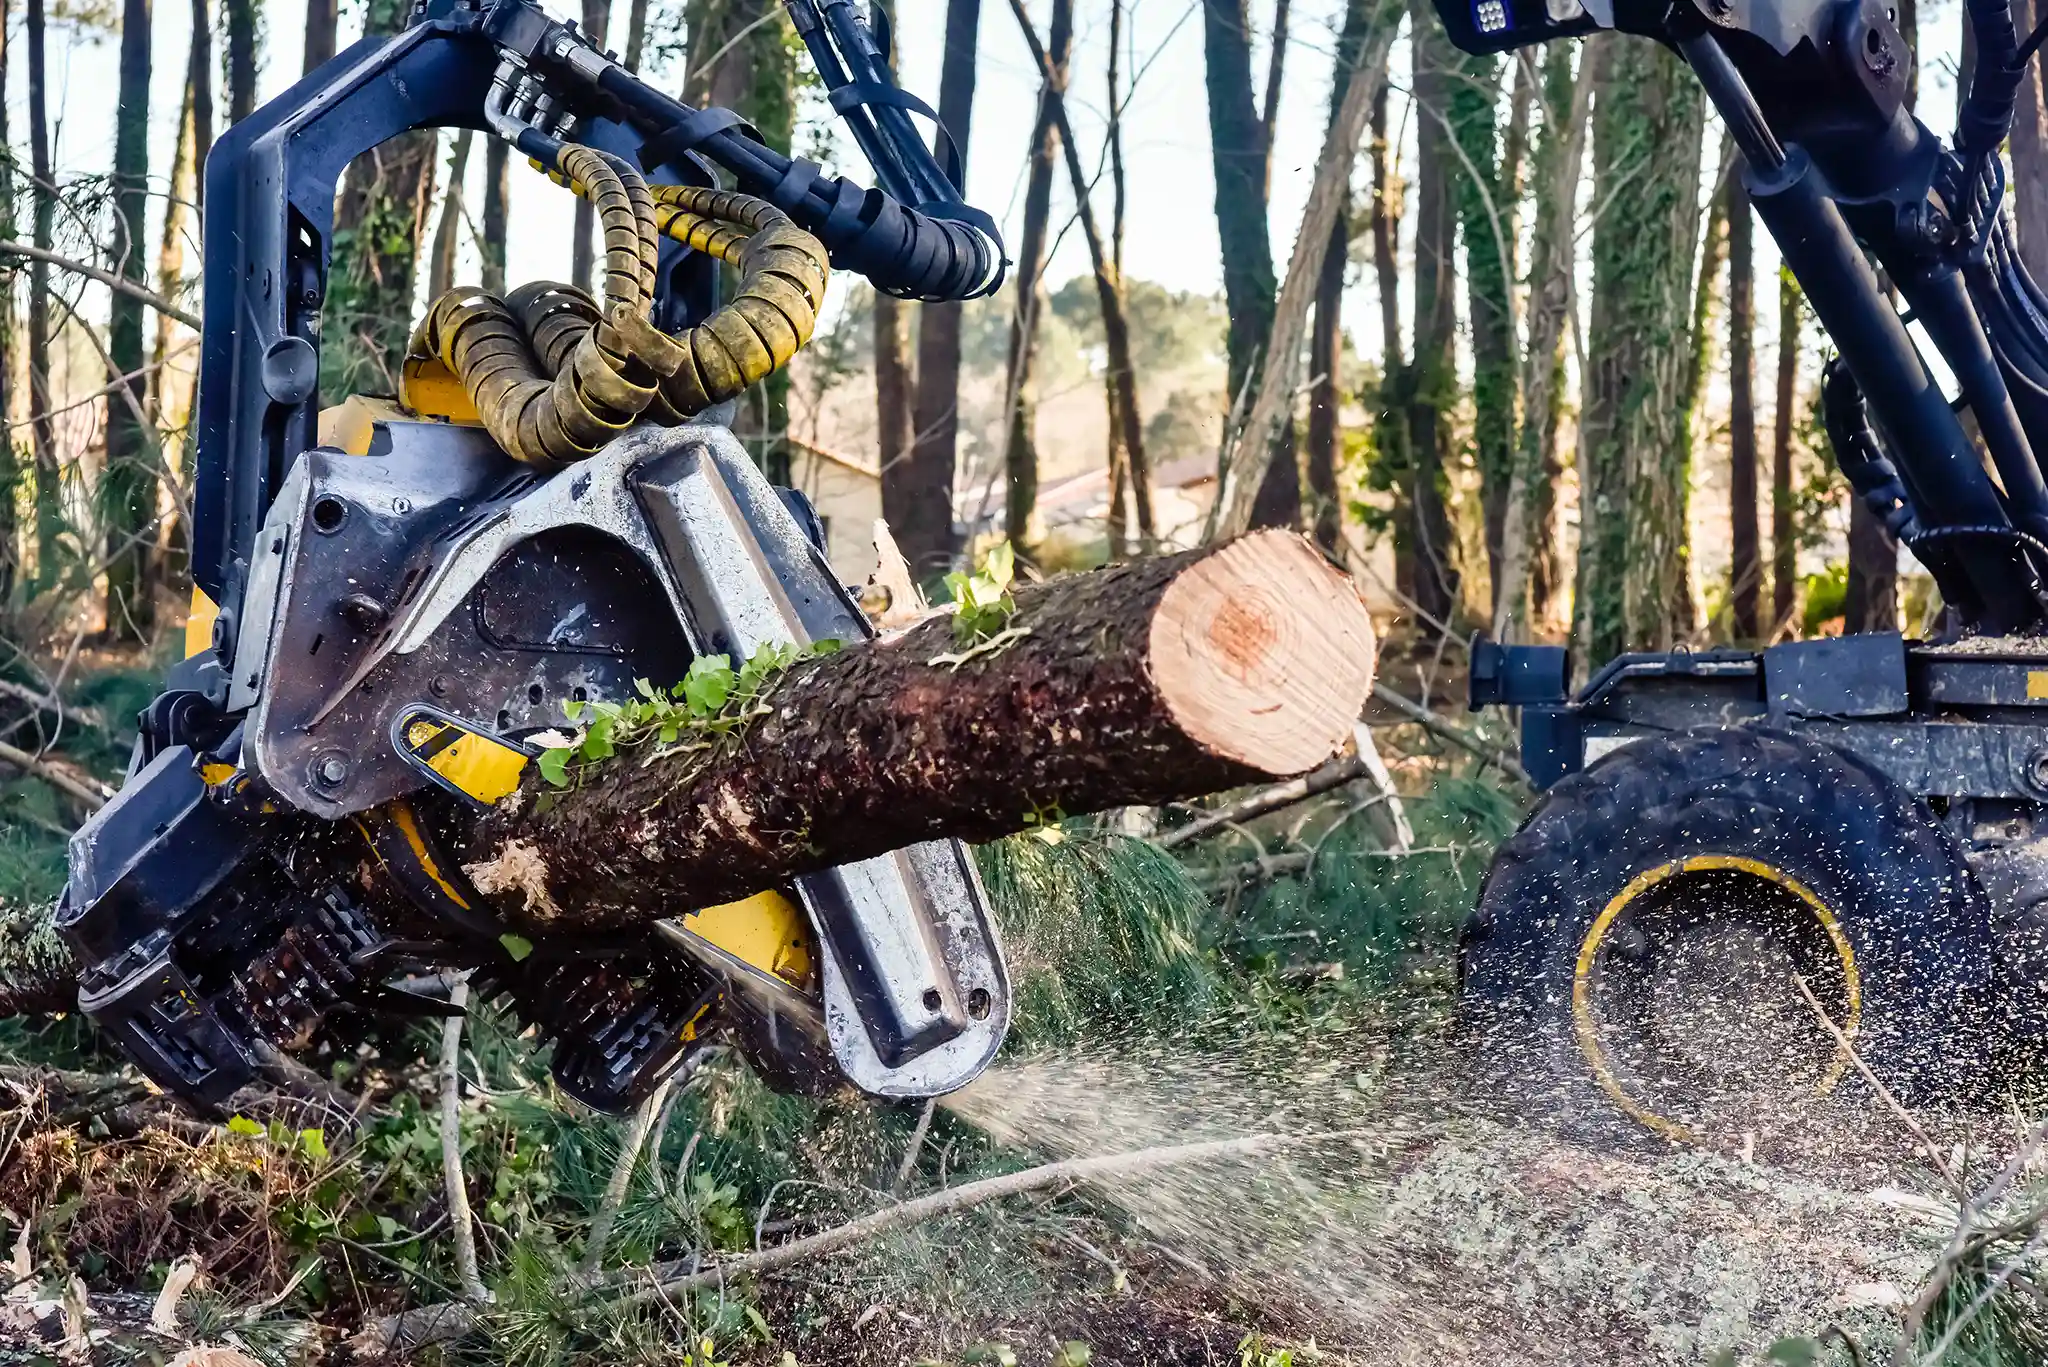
[1578,35,1704,659]
[103,0,157,643]
[1847,0,1907,632]
[571,0,613,294]
[226,0,260,123]
[1728,177,1760,642]
[0,0,14,607]
[25,0,59,592]
[1452,50,1515,608]
[1405,0,1460,628]
[1773,269,1802,628]
[1214,2,1393,541]
[1305,207,1348,554]
[892,0,981,581]
[871,0,913,531]
[430,130,474,302]
[1494,42,1593,642]
[481,135,509,294]
[459,532,1377,931]
[2010,0,2048,281]
[1001,0,1072,555]
[1205,0,1278,442]
[303,0,338,73]
[1258,0,1289,199]
[189,0,213,201]
[1007,0,1153,555]
[622,0,651,70]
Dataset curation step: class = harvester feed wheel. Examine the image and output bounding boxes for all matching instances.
[1461,729,1995,1146]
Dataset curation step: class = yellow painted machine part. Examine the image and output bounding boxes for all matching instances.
[398,354,485,425]
[185,588,219,659]
[683,890,814,987]
[1570,853,1861,1144]
[402,717,531,805]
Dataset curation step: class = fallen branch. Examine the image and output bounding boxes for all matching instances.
[0,679,105,731]
[438,975,489,1305]
[1158,751,1371,850]
[1791,973,1962,1195]
[619,1130,1362,1306]
[460,531,1378,933]
[0,739,111,809]
[363,1128,1369,1350]
[0,240,204,330]
[1369,684,1530,787]
[0,900,78,1018]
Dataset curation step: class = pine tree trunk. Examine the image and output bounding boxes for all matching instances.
[2010,0,2048,279]
[999,0,1064,555]
[1452,51,1515,607]
[622,0,651,70]
[1305,209,1347,554]
[1367,80,1409,595]
[1773,270,1802,628]
[152,55,195,428]
[303,0,337,73]
[1578,35,1704,658]
[0,0,14,605]
[481,136,509,294]
[227,0,260,122]
[1204,0,1277,445]
[1406,0,1461,628]
[571,0,613,294]
[189,0,213,201]
[460,532,1377,931]
[103,0,157,643]
[871,0,913,536]
[1728,177,1760,641]
[25,0,60,594]
[893,0,981,580]
[1495,42,1593,641]
[430,130,474,302]
[325,0,439,399]
[1847,0,1907,631]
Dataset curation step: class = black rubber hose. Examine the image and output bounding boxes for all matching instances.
[598,68,1002,301]
[1822,358,1922,541]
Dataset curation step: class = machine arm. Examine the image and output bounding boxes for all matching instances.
[1436,0,2048,636]
[190,0,1003,674]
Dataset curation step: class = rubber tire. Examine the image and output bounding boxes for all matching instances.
[1460,727,1998,1131]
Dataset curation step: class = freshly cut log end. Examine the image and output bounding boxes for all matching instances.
[1149,532,1376,775]
[459,529,1382,930]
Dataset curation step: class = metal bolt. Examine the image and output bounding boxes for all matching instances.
[391,496,413,515]
[430,675,450,698]
[316,755,349,787]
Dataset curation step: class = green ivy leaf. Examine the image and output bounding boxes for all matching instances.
[500,933,534,962]
[298,1128,329,1161]
[536,747,571,787]
[226,1115,264,1137]
[684,655,736,716]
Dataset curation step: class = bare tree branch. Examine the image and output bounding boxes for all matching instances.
[0,239,203,330]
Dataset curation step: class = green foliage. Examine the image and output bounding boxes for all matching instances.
[976,826,1222,1046]
[1802,561,1849,634]
[539,640,841,788]
[944,540,1019,645]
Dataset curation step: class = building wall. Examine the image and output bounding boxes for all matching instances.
[789,445,884,582]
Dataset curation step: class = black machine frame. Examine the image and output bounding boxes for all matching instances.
[1455,0,2048,847]
[57,0,1015,1112]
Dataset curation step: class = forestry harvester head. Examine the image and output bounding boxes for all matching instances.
[1443,0,2048,1142]
[56,0,1017,1113]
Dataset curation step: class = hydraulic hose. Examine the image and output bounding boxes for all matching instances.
[405,146,829,468]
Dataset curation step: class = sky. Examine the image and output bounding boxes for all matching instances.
[1,0,1979,375]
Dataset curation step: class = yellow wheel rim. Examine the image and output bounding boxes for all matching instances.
[1570,854,1862,1143]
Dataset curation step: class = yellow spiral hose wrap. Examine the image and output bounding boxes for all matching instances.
[403,145,830,469]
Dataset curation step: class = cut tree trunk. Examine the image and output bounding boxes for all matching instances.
[459,531,1376,932]
[103,0,157,644]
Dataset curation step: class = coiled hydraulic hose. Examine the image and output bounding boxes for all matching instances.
[405,145,829,469]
